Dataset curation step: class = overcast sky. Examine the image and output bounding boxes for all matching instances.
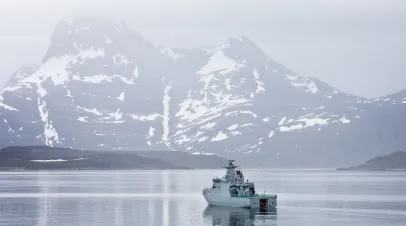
[0,0,405,98]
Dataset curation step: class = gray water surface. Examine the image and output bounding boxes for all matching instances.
[0,169,405,225]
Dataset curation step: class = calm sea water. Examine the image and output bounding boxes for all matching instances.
[0,169,405,226]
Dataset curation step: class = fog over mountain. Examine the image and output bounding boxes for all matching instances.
[0,16,405,167]
[1,0,406,98]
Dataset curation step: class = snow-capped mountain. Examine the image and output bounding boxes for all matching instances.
[0,16,405,167]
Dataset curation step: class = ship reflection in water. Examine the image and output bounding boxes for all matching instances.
[203,206,277,226]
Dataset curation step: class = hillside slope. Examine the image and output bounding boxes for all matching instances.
[338,151,406,170]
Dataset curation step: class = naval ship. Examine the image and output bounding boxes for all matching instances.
[202,160,277,210]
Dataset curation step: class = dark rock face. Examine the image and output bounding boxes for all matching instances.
[0,16,405,167]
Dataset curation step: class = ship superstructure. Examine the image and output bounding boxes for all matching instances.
[202,160,277,209]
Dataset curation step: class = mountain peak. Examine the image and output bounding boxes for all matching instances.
[42,16,149,62]
[59,15,129,30]
[225,35,258,46]
[53,15,145,40]
[220,35,268,63]
[201,35,266,59]
[227,35,249,42]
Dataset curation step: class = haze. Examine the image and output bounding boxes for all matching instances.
[0,0,405,98]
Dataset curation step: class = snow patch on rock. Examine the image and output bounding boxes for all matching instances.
[211,131,228,141]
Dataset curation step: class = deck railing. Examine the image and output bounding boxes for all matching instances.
[230,194,277,198]
[256,194,277,198]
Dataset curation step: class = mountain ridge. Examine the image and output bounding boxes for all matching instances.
[337,151,406,170]
[0,16,405,167]
[0,145,228,170]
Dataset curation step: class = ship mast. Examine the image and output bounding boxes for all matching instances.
[224,159,237,167]
[223,159,238,181]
